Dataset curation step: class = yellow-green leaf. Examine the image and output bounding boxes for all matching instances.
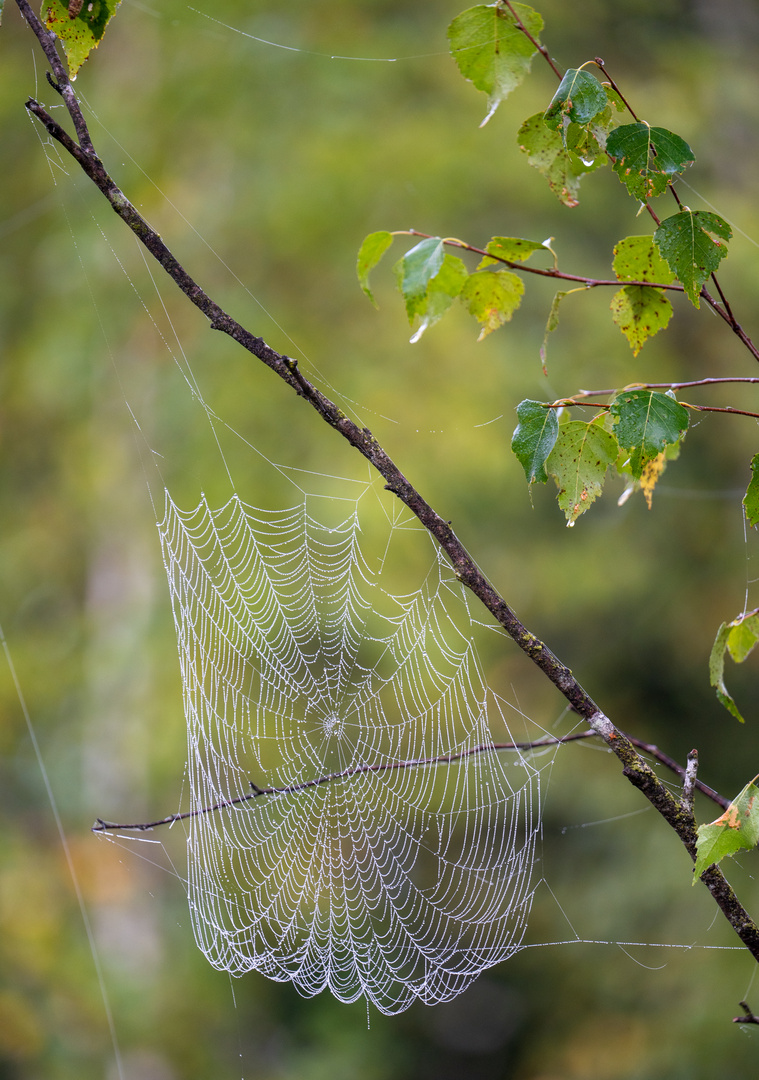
[357,231,393,306]
[477,236,553,269]
[546,421,618,525]
[447,3,544,125]
[612,235,675,284]
[709,611,759,722]
[518,113,603,207]
[694,780,759,880]
[43,0,123,79]
[610,285,673,355]
[743,453,759,527]
[461,269,524,340]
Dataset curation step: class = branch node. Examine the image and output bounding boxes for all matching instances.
[681,749,698,816]
[733,1001,759,1025]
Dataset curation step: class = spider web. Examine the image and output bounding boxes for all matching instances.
[158,488,543,1015]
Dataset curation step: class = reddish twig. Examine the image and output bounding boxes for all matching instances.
[503,0,563,79]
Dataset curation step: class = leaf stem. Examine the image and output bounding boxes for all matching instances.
[91,729,729,833]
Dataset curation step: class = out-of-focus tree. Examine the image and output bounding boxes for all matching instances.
[2,2,759,1078]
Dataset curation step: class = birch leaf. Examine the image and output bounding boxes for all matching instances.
[610,389,688,478]
[518,113,602,207]
[610,285,673,355]
[43,0,123,78]
[744,454,759,526]
[694,781,759,880]
[544,69,609,135]
[461,270,524,340]
[654,211,731,308]
[448,3,544,125]
[709,612,759,722]
[512,400,559,485]
[612,235,675,284]
[606,123,695,200]
[546,421,618,525]
[357,231,394,306]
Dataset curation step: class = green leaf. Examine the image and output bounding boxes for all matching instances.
[512,401,559,485]
[610,285,673,355]
[728,614,759,664]
[612,235,675,284]
[408,254,469,342]
[460,269,524,340]
[654,210,731,307]
[43,0,123,78]
[709,611,759,722]
[546,421,618,525]
[357,231,394,306]
[477,236,552,269]
[602,85,627,114]
[448,3,544,125]
[744,453,759,527]
[544,69,609,135]
[610,389,688,478]
[540,288,588,373]
[606,123,695,200]
[518,113,603,207]
[710,621,743,721]
[694,780,759,880]
[565,117,607,160]
[394,237,445,317]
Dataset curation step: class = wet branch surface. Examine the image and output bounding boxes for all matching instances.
[15,0,759,964]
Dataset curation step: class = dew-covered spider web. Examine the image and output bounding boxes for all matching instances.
[157,488,543,1015]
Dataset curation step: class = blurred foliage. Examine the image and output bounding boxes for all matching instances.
[2,0,759,1077]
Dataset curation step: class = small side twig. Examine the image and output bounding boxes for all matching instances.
[733,1001,759,1025]
[681,749,698,816]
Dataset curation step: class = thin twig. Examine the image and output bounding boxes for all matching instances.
[403,229,684,293]
[679,402,759,420]
[733,1001,759,1025]
[92,730,729,833]
[551,397,759,421]
[573,379,759,397]
[503,0,563,79]
[593,58,639,121]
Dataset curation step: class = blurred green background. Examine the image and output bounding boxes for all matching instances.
[3,0,759,1076]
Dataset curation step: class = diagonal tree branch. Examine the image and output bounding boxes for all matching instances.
[15,0,759,964]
